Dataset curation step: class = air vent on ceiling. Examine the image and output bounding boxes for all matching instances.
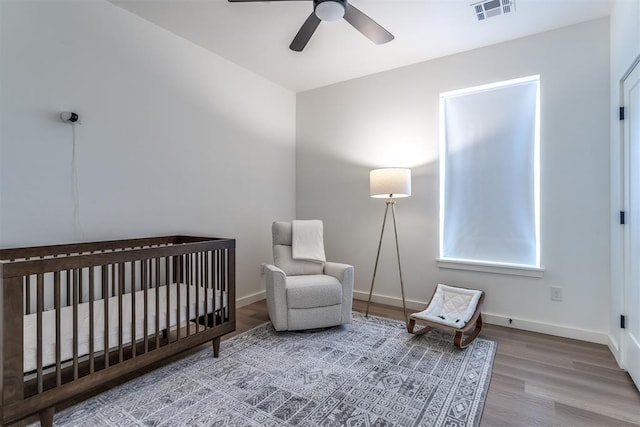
[472,0,515,21]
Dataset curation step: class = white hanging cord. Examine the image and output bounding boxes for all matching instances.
[71,125,84,239]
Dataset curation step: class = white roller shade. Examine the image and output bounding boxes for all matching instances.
[440,77,540,267]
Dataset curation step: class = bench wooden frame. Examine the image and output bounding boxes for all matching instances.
[408,285,485,349]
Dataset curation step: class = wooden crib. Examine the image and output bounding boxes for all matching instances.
[0,236,236,426]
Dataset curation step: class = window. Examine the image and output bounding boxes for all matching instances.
[439,76,540,273]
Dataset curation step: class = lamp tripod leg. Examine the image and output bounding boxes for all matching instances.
[366,202,390,317]
[390,202,408,329]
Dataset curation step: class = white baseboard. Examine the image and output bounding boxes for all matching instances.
[481,313,608,345]
[352,290,427,311]
[237,290,266,308]
[353,291,608,345]
[608,335,624,368]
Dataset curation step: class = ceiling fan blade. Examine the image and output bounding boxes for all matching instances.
[289,12,321,52]
[343,5,394,45]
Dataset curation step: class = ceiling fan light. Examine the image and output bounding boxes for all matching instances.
[315,1,345,21]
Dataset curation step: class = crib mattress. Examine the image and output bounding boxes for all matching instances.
[23,283,227,373]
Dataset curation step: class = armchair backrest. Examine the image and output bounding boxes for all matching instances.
[272,221,324,276]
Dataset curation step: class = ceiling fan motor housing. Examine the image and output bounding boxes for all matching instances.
[314,0,347,21]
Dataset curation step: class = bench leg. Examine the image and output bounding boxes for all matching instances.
[454,314,483,349]
[39,407,55,427]
[408,318,433,336]
[212,336,220,358]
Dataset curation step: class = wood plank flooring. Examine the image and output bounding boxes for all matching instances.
[15,299,640,426]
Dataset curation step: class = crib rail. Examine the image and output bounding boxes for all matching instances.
[0,236,235,426]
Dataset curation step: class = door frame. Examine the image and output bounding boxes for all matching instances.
[621,53,640,387]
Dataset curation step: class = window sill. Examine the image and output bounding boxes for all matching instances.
[436,258,544,278]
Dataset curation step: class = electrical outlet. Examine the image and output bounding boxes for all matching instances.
[550,286,563,301]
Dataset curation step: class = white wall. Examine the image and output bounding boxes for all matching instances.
[0,0,296,303]
[297,19,610,343]
[609,0,640,363]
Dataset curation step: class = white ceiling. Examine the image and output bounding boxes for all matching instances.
[110,0,612,92]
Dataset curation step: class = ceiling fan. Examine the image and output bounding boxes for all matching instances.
[227,0,394,52]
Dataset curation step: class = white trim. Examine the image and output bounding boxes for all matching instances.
[440,74,541,98]
[534,77,541,267]
[353,290,426,311]
[436,258,544,277]
[608,335,623,369]
[236,290,266,308]
[353,291,606,344]
[482,313,608,345]
[438,94,446,260]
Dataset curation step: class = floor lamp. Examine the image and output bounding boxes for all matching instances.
[366,168,411,328]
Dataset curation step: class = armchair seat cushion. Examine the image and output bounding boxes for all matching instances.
[286,275,342,309]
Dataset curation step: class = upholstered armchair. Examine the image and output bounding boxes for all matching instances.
[263,221,354,331]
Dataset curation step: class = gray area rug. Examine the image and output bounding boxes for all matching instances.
[47,313,496,426]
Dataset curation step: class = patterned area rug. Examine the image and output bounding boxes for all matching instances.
[47,313,496,426]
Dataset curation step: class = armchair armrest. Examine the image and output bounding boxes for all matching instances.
[324,262,353,283]
[324,262,354,324]
[263,264,288,331]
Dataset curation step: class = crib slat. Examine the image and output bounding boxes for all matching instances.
[73,269,79,380]
[89,266,95,373]
[143,259,148,353]
[195,253,200,334]
[25,275,31,315]
[211,250,218,326]
[221,250,225,323]
[54,271,62,386]
[221,250,226,322]
[192,253,197,334]
[215,251,219,323]
[118,263,124,363]
[37,274,44,393]
[211,252,215,325]
[131,261,136,358]
[111,263,116,300]
[79,266,83,303]
[201,252,206,316]
[166,256,171,344]
[224,250,229,321]
[228,247,236,323]
[194,253,198,331]
[155,257,160,348]
[203,251,213,330]
[186,254,191,338]
[201,252,206,328]
[209,251,214,327]
[66,267,72,307]
[216,250,224,324]
[176,256,181,341]
[218,251,224,324]
[103,265,109,369]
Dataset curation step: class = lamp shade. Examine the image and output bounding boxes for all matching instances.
[370,168,411,198]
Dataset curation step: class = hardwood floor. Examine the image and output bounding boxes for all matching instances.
[15,299,640,426]
[236,299,640,427]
